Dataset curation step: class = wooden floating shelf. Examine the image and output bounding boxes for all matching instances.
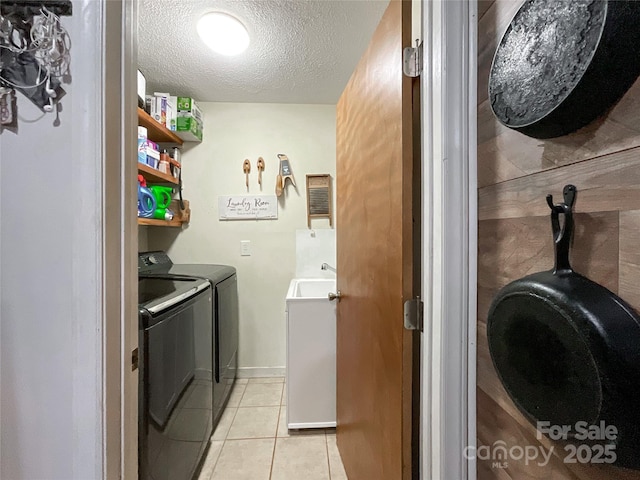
[137,108,188,228]
[138,107,183,145]
[138,162,179,186]
[138,218,184,228]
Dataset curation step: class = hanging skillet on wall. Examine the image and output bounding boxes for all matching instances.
[489,0,640,138]
[487,185,640,469]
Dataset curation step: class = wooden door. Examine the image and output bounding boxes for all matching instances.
[335,1,419,479]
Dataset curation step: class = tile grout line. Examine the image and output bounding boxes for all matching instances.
[239,380,283,409]
[236,381,249,408]
[269,383,284,480]
[278,381,286,437]
[207,439,224,480]
[226,384,284,442]
[225,434,281,441]
[237,404,282,408]
[228,383,244,427]
[268,383,285,480]
[268,405,280,480]
[211,379,289,480]
[209,383,245,479]
[224,383,244,434]
[325,431,332,480]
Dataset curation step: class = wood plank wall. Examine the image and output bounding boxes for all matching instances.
[477,2,640,478]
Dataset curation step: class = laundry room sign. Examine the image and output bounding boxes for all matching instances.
[218,195,278,220]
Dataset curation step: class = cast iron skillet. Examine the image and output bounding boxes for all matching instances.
[487,185,640,469]
[489,0,640,138]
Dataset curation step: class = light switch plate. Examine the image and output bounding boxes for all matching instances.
[240,240,251,256]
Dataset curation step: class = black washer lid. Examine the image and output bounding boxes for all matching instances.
[138,277,209,311]
[164,264,236,284]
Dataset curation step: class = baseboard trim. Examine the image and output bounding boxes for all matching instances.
[237,367,286,378]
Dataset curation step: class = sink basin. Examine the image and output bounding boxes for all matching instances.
[286,279,336,299]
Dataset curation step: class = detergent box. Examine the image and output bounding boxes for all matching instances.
[176,116,203,142]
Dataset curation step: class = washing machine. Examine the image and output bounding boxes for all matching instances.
[139,251,239,425]
[138,276,213,480]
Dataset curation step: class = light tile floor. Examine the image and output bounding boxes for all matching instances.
[198,377,348,480]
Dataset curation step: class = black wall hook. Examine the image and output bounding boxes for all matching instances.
[546,184,577,213]
[546,184,578,274]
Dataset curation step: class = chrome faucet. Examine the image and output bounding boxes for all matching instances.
[321,263,337,273]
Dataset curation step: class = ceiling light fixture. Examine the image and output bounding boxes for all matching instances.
[197,12,250,56]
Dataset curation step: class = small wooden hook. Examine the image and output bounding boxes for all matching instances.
[243,159,251,189]
[257,157,265,186]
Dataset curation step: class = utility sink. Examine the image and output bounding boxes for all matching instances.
[286,278,336,299]
[285,278,337,429]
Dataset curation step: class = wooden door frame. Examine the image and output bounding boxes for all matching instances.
[421,0,478,479]
[106,1,480,478]
[104,0,138,477]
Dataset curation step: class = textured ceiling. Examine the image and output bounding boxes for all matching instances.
[138,0,389,104]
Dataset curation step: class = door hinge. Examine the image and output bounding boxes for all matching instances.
[131,348,139,371]
[404,297,424,332]
[403,40,423,78]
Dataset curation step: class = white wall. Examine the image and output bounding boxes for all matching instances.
[139,224,150,251]
[0,3,105,478]
[147,102,336,372]
[295,228,336,279]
